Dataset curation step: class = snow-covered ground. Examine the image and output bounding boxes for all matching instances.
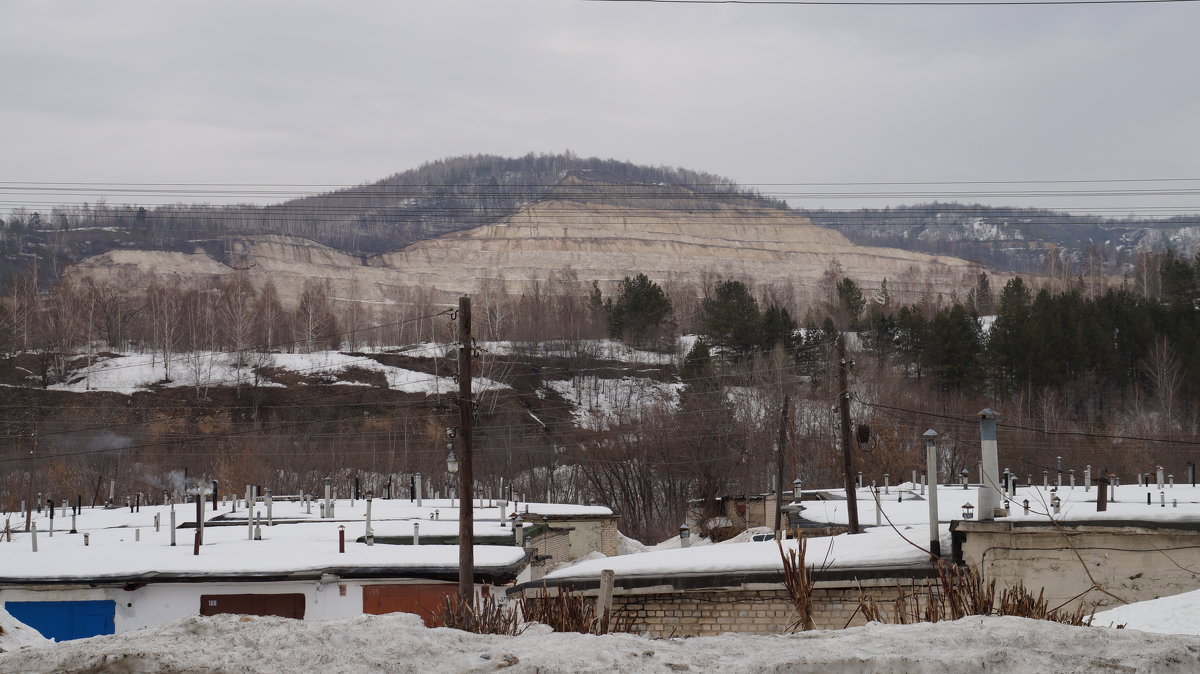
[37,350,508,395]
[2,612,1198,673]
[480,338,683,365]
[545,376,683,431]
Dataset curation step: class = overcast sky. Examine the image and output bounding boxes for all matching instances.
[2,0,1198,214]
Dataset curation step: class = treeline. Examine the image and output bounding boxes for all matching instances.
[805,202,1200,276]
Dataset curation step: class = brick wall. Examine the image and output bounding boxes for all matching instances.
[610,584,909,637]
[600,519,619,557]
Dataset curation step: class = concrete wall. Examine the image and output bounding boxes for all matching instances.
[0,578,466,635]
[546,517,618,559]
[956,521,1200,611]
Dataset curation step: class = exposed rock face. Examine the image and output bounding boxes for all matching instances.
[68,201,983,306]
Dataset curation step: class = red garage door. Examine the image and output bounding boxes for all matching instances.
[363,584,457,627]
[200,593,306,619]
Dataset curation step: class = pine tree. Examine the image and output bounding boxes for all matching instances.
[987,277,1033,394]
[604,274,675,349]
[701,280,760,355]
[759,304,797,355]
[923,303,984,391]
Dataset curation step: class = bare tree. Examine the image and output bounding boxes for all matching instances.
[219,271,257,394]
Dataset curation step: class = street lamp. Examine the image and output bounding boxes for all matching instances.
[446,449,459,474]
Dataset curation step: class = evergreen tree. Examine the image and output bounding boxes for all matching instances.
[701,280,761,354]
[922,303,984,391]
[834,277,866,329]
[987,277,1033,394]
[894,305,928,379]
[681,337,717,392]
[1161,252,1200,309]
[860,301,898,369]
[758,304,797,355]
[604,273,675,349]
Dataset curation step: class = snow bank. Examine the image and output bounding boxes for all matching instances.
[0,607,51,653]
[1092,588,1200,636]
[617,533,649,556]
[1,613,1196,673]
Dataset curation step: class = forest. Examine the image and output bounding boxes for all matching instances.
[2,248,1200,543]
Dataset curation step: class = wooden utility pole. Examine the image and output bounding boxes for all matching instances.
[774,395,790,535]
[838,334,861,534]
[457,296,475,602]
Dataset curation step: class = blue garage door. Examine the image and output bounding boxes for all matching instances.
[5,600,116,642]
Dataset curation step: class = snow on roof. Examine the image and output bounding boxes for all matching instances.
[1092,588,1200,636]
[0,497,608,582]
[795,482,1200,528]
[544,524,948,581]
[2,612,1196,672]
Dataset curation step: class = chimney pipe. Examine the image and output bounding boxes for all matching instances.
[977,409,1001,521]
[924,429,941,558]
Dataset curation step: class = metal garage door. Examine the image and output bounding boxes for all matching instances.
[5,599,116,642]
[362,584,456,627]
[199,593,306,619]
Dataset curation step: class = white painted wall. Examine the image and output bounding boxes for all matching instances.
[1,578,467,635]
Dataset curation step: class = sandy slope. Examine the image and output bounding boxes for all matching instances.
[68,201,982,307]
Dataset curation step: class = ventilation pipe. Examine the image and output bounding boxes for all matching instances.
[978,410,1000,521]
[924,429,940,558]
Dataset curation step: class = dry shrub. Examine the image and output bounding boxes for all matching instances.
[518,587,596,633]
[434,593,526,636]
[778,537,817,631]
[859,561,1093,626]
[437,587,638,635]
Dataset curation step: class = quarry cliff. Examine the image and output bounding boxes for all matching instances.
[68,199,983,306]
